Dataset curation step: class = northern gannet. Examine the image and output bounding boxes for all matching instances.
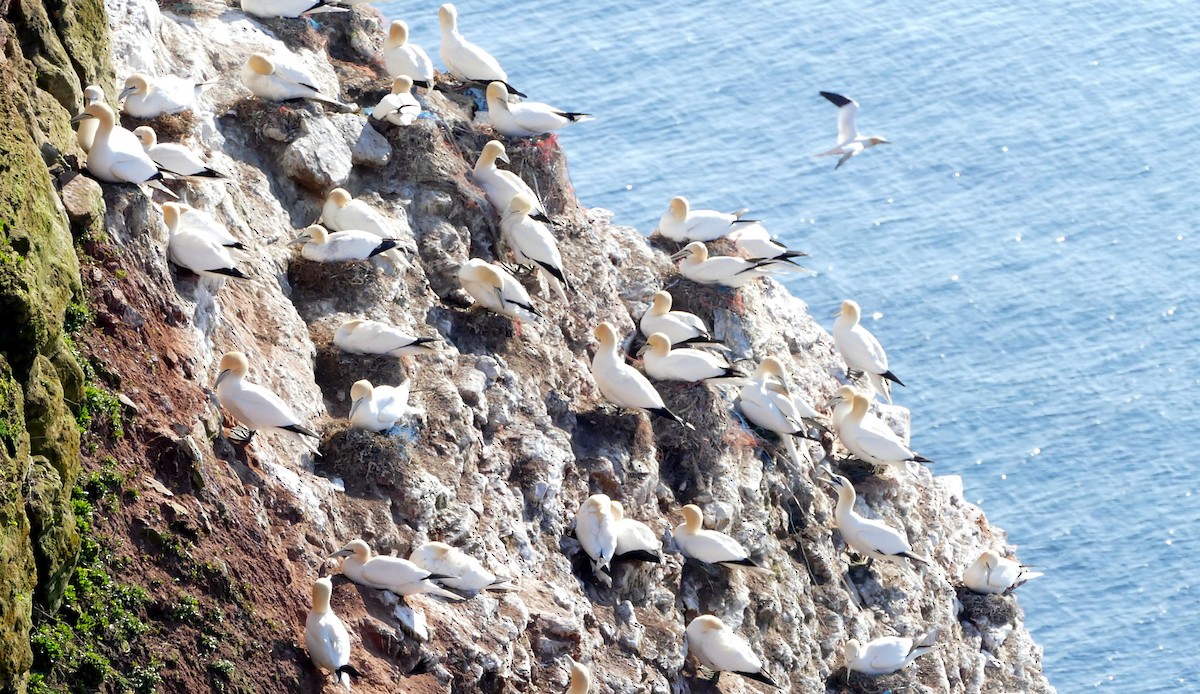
[408,541,515,592]
[322,188,395,239]
[437,4,524,95]
[169,203,246,252]
[833,391,931,471]
[670,242,787,288]
[657,196,758,243]
[638,333,745,385]
[70,103,171,193]
[242,0,347,18]
[833,300,903,403]
[348,379,410,432]
[372,77,421,126]
[333,319,438,357]
[330,539,462,601]
[638,291,722,349]
[457,258,542,323]
[736,357,824,470]
[591,322,691,428]
[610,500,661,563]
[485,81,590,138]
[472,140,547,219]
[163,203,247,279]
[500,193,568,300]
[817,91,890,169]
[214,351,318,440]
[305,577,359,691]
[290,225,399,262]
[240,53,352,110]
[963,550,1042,594]
[76,85,105,153]
[820,474,930,566]
[119,73,204,118]
[845,635,936,676]
[575,494,618,576]
[684,615,777,688]
[672,504,766,572]
[385,20,435,86]
[567,660,592,694]
[726,222,808,265]
[133,126,228,180]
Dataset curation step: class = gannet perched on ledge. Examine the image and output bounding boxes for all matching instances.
[242,0,347,18]
[726,222,808,265]
[638,333,745,385]
[610,500,661,564]
[133,126,228,180]
[163,203,247,279]
[575,494,618,577]
[119,73,205,118]
[820,474,931,566]
[214,351,318,441]
[684,615,778,688]
[817,91,890,169]
[334,319,438,357]
[290,225,400,262]
[591,322,691,428]
[672,504,767,572]
[70,103,174,196]
[671,242,790,288]
[567,660,592,694]
[657,196,758,243]
[385,20,435,86]
[304,577,359,691]
[408,541,515,592]
[240,53,352,111]
[963,550,1043,594]
[501,193,568,300]
[833,299,904,403]
[348,380,410,432]
[437,3,525,95]
[330,539,462,601]
[457,258,542,323]
[76,85,105,152]
[638,291,722,349]
[833,391,932,471]
[845,635,937,676]
[372,77,421,126]
[485,82,590,138]
[472,140,548,219]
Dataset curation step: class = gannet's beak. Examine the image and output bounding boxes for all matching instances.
[635,343,650,357]
[288,234,310,246]
[214,368,231,387]
[669,249,690,261]
[70,112,95,123]
[497,150,510,164]
[348,398,363,421]
[329,548,354,560]
[118,85,137,102]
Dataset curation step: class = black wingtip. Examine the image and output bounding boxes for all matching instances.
[881,370,905,386]
[820,91,852,108]
[226,241,248,251]
[529,211,552,224]
[336,664,362,679]
[561,111,590,121]
[535,260,568,287]
[426,573,455,580]
[647,407,692,429]
[412,79,431,89]
[672,335,718,348]
[736,670,779,688]
[720,557,760,569]
[501,81,527,98]
[911,454,935,465]
[209,267,249,279]
[410,337,439,346]
[369,239,401,258]
[615,549,662,564]
[281,423,319,438]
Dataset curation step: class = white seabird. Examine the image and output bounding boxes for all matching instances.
[567,660,592,694]
[457,258,542,323]
[963,549,1042,594]
[638,333,745,385]
[845,635,937,676]
[133,126,228,180]
[241,0,347,18]
[485,81,590,138]
[684,615,777,688]
[162,203,248,279]
[305,576,359,691]
[330,539,462,601]
[169,203,247,253]
[437,4,523,95]
[348,379,410,432]
[820,473,930,566]
[408,541,515,592]
[119,73,204,118]
[670,242,788,288]
[372,77,421,126]
[70,102,173,194]
[290,225,399,262]
[473,140,547,219]
[333,319,438,357]
[575,494,618,577]
[385,20,435,86]
[833,299,904,403]
[658,196,758,243]
[736,357,823,470]
[817,91,890,169]
[833,391,931,471]
[726,222,808,265]
[500,193,568,300]
[591,322,691,428]
[610,500,662,564]
[322,188,396,238]
[240,53,352,110]
[76,85,105,153]
[673,504,766,571]
[638,291,722,349]
[214,351,318,440]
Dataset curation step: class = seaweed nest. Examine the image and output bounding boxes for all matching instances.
[957,586,1021,626]
[312,343,407,418]
[287,256,396,314]
[319,425,416,496]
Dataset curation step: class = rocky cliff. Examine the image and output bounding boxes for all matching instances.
[0,0,1054,692]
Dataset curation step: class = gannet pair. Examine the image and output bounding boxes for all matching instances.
[241,53,351,110]
[639,291,723,349]
[242,0,347,18]
[334,319,438,357]
[820,473,931,566]
[320,188,409,269]
[833,390,931,472]
[845,635,937,676]
[330,539,462,601]
[737,357,824,470]
[119,73,206,118]
[500,194,568,300]
[70,103,174,195]
[305,577,360,691]
[671,242,798,288]
[817,91,890,169]
[457,258,542,324]
[372,77,421,126]
[575,494,662,577]
[214,351,318,441]
[591,323,691,428]
[638,334,745,385]
[409,541,515,592]
[163,202,248,279]
[833,300,904,403]
[290,225,400,262]
[385,21,435,86]
[473,140,548,219]
[349,380,410,432]
[685,615,777,688]
[134,127,228,180]
[437,3,524,96]
[485,82,590,138]
[963,550,1042,594]
[673,504,766,571]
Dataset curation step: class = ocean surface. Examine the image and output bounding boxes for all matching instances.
[380,0,1200,689]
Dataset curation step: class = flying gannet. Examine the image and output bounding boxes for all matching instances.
[726,222,809,265]
[305,576,360,691]
[163,203,247,279]
[485,81,590,138]
[214,351,318,440]
[330,539,462,601]
[833,299,903,404]
[638,333,745,385]
[133,126,228,180]
[241,0,347,18]
[385,20,435,86]
[408,541,515,592]
[591,322,691,428]
[670,242,788,288]
[290,225,399,262]
[817,91,890,169]
[119,73,205,118]
[333,319,438,357]
[963,550,1043,594]
[638,291,723,349]
[70,103,173,195]
[76,85,105,153]
[372,77,421,126]
[609,500,661,564]
[820,474,930,566]
[457,258,542,323]
[684,615,777,688]
[833,391,931,471]
[845,635,937,676]
[348,379,410,432]
[472,140,548,219]
[240,53,352,110]
[575,494,618,577]
[657,196,758,243]
[673,504,766,571]
[500,193,568,300]
[437,4,524,95]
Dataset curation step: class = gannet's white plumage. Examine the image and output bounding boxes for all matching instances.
[385,20,435,84]
[639,291,720,348]
[575,494,618,576]
[169,203,246,254]
[333,319,438,357]
[684,615,777,688]
[438,4,510,86]
[737,357,823,470]
[658,196,757,242]
[963,550,1042,594]
[162,203,247,279]
[726,222,809,265]
[817,91,890,169]
[322,188,394,238]
[240,53,350,110]
[638,333,744,385]
[348,380,411,432]
[291,225,398,262]
[457,258,542,322]
[834,392,931,471]
[71,102,165,187]
[567,660,592,694]
[214,351,318,438]
[408,541,515,592]
[821,474,930,565]
[609,501,661,563]
[485,82,590,138]
[671,242,788,288]
[119,73,202,118]
[76,85,105,153]
[673,505,765,571]
[373,77,421,126]
[845,636,937,676]
[833,300,904,403]
[591,322,691,428]
[500,193,568,300]
[304,577,356,691]
[242,0,347,18]
[133,126,227,180]
[331,539,462,601]
[472,140,546,218]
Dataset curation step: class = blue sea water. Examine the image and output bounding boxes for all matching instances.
[381,0,1200,689]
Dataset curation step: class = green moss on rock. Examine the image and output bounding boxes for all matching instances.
[0,355,35,693]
